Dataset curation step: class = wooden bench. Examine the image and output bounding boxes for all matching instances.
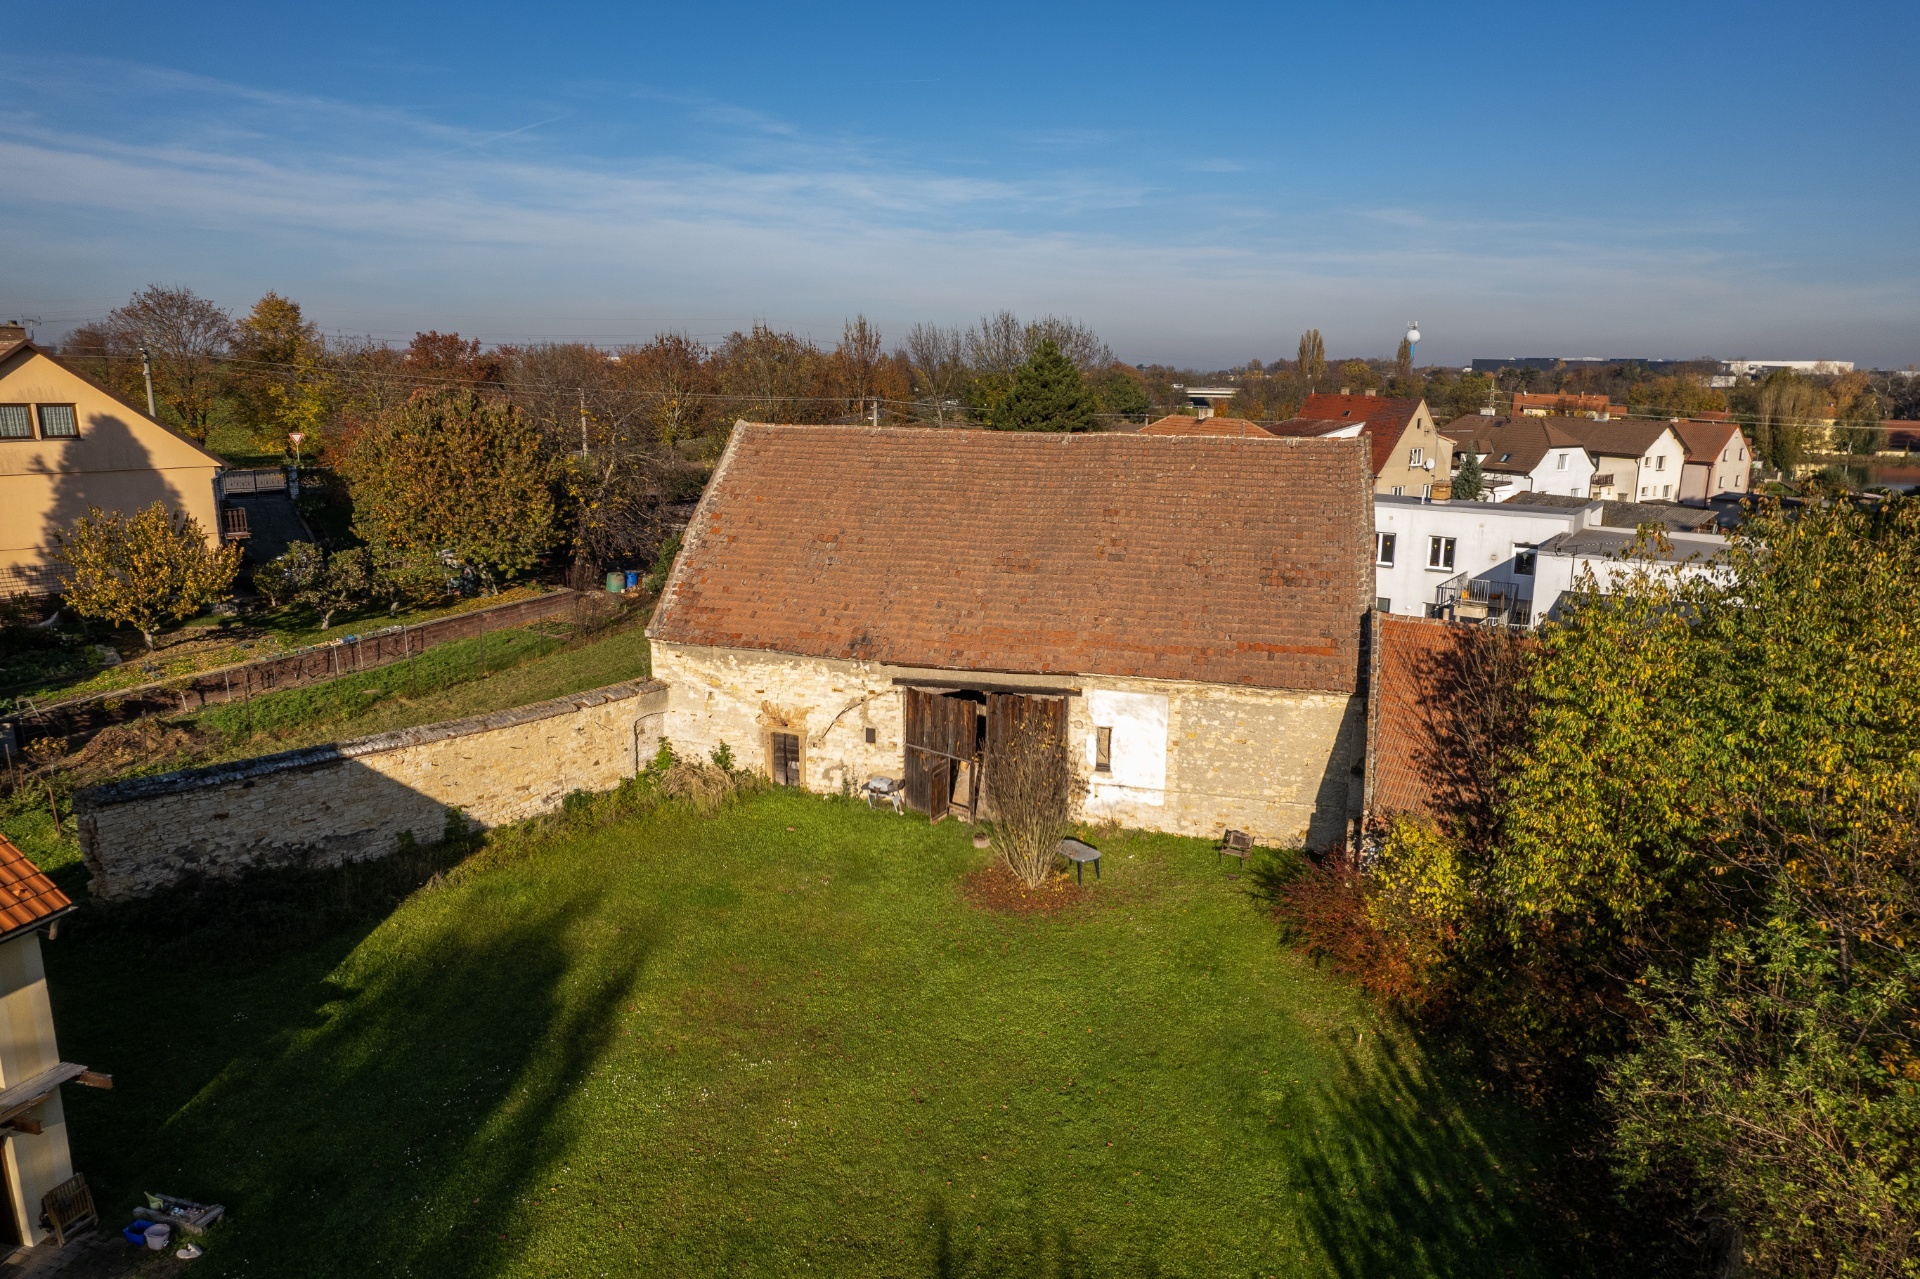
[1217,829,1254,866]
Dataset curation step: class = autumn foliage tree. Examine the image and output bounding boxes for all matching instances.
[1340,499,1920,1274]
[344,389,555,593]
[54,502,240,648]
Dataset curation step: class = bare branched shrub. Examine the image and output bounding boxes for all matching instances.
[987,709,1072,889]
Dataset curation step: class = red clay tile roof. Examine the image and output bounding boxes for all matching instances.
[0,836,73,943]
[1269,395,1425,475]
[1444,414,1676,461]
[1367,614,1476,820]
[1511,392,1612,415]
[1670,419,1743,464]
[650,424,1374,693]
[1138,415,1276,437]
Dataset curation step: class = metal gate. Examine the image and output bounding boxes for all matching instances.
[903,688,979,821]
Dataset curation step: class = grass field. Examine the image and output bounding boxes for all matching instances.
[179,618,653,763]
[44,790,1562,1278]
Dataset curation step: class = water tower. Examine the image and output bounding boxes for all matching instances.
[1406,321,1421,368]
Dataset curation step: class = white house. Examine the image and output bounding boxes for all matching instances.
[0,835,110,1253]
[1373,495,1724,626]
[1439,417,1596,502]
[1374,495,1595,626]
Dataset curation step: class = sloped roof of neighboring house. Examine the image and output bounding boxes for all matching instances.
[1439,417,1587,475]
[1501,492,1721,531]
[650,424,1374,693]
[1266,395,1426,476]
[1445,414,1683,462]
[0,835,74,945]
[1512,391,1612,415]
[1137,415,1276,437]
[1367,614,1484,821]
[0,340,226,467]
[1671,419,1745,464]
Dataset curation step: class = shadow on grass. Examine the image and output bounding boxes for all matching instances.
[48,827,657,1279]
[1285,1035,1555,1279]
[921,1197,1123,1279]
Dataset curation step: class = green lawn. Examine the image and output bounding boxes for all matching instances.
[45,792,1561,1278]
[179,619,653,764]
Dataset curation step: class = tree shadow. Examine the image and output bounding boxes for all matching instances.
[47,845,655,1279]
[1283,1034,1561,1279]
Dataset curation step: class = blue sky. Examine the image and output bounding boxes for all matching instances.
[3,1,1916,367]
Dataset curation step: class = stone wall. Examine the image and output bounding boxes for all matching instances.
[652,642,1362,847]
[75,680,668,901]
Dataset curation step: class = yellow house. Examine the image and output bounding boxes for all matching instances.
[0,327,225,597]
[0,834,109,1253]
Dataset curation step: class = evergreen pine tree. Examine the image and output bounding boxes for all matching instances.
[1453,446,1484,501]
[994,339,1097,432]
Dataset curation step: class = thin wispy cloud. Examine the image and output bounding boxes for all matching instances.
[0,53,1911,363]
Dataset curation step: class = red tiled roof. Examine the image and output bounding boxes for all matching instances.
[1671,419,1743,464]
[1512,392,1612,415]
[650,424,1374,693]
[1138,415,1276,437]
[1286,395,1425,475]
[0,836,73,943]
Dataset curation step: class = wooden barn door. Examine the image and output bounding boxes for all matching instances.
[982,692,1068,821]
[903,689,979,821]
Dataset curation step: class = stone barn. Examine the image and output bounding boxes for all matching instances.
[647,424,1374,847]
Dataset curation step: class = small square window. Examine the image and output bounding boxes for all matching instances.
[1409,446,1424,466]
[0,405,30,440]
[1094,726,1112,774]
[1514,546,1537,576]
[1376,596,1391,612]
[37,405,78,439]
[1375,532,1396,566]
[864,726,876,745]
[1388,485,1404,496]
[1427,536,1456,570]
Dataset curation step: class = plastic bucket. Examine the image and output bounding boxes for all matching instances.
[144,1223,172,1251]
[605,572,624,594]
[624,570,641,590]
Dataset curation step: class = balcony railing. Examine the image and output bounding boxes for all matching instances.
[1434,573,1532,627]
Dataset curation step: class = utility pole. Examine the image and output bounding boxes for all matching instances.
[578,389,589,457]
[139,345,157,418]
[870,398,879,428]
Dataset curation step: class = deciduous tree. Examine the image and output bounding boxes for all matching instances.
[1297,330,1326,392]
[54,503,240,649]
[344,389,555,592]
[232,292,331,453]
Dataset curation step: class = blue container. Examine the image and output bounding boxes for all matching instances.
[122,1222,152,1246]
[625,570,641,590]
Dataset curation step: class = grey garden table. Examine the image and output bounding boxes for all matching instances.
[1058,838,1101,884]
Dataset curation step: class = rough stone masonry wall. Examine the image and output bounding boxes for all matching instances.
[652,642,1362,847]
[75,680,668,901]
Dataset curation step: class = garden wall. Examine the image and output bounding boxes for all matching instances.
[5,588,591,751]
[74,679,668,901]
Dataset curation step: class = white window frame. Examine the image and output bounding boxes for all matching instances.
[1409,446,1424,466]
[1375,532,1396,566]
[1427,536,1456,571]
